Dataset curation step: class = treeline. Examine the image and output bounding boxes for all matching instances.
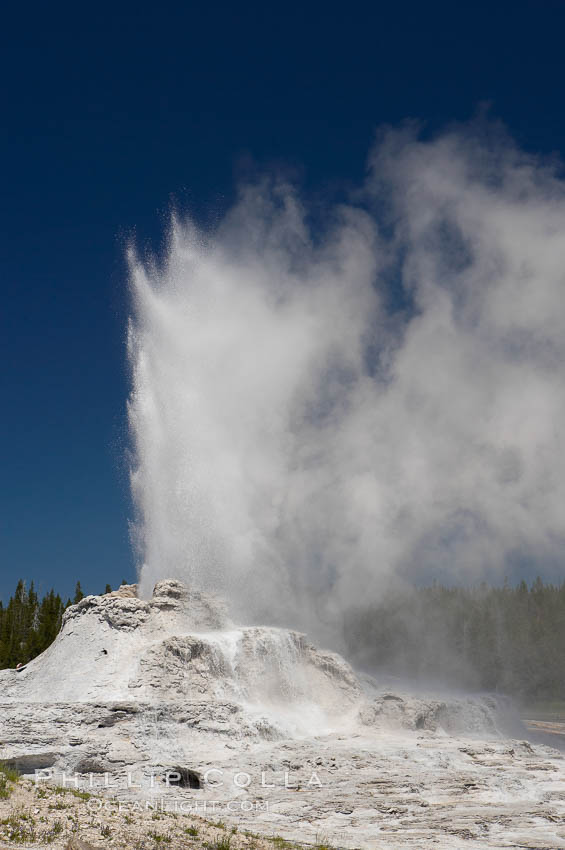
[0,580,114,669]
[343,578,565,701]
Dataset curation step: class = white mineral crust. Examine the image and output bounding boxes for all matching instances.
[1,579,565,848]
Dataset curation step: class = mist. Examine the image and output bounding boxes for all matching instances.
[127,120,565,639]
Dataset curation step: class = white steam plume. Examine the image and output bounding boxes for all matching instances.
[128,122,565,634]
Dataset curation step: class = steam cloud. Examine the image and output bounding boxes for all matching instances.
[128,122,565,635]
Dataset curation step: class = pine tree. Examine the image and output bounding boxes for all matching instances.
[0,578,112,669]
[73,582,84,604]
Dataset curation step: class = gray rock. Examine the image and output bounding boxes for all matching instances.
[2,578,560,849]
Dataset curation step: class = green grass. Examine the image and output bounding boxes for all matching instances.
[51,784,92,799]
[0,762,20,800]
[313,834,337,850]
[48,799,72,810]
[68,787,92,800]
[185,826,199,837]
[0,761,20,783]
[0,812,37,845]
[148,830,172,844]
[44,820,64,843]
[204,838,232,850]
[316,840,339,850]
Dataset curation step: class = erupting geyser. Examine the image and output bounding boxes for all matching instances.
[128,124,565,638]
[4,122,565,850]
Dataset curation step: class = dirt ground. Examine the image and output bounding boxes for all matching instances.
[0,779,309,850]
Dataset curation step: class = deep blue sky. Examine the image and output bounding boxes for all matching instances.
[2,1,565,602]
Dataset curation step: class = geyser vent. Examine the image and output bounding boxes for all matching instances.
[168,767,202,789]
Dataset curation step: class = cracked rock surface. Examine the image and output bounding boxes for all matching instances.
[1,579,564,848]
